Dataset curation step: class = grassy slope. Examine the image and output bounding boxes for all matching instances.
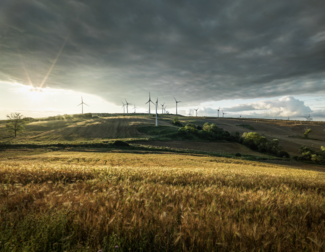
[0,150,324,251]
[1,114,324,156]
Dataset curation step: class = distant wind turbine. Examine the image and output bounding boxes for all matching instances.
[77,96,89,114]
[217,107,220,118]
[125,99,131,114]
[164,105,167,114]
[223,111,227,117]
[161,103,165,114]
[133,104,137,113]
[194,108,199,117]
[145,92,155,116]
[174,97,181,115]
[121,101,126,114]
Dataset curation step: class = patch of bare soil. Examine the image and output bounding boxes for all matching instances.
[27,116,171,141]
[134,141,270,156]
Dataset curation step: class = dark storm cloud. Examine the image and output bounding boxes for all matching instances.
[1,0,325,107]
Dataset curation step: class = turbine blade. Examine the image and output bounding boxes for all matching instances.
[84,103,89,106]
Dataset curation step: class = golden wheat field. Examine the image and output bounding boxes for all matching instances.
[1,150,325,251]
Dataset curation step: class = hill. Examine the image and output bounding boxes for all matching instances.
[0,114,324,158]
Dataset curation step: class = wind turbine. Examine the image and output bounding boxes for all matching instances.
[121,101,126,114]
[77,96,89,114]
[161,103,165,114]
[145,92,155,116]
[125,99,131,114]
[194,108,199,117]
[155,98,158,126]
[223,111,227,117]
[174,97,181,115]
[133,104,137,113]
[164,105,167,114]
[217,107,220,118]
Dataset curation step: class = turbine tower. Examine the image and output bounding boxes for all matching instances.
[223,111,227,117]
[174,97,181,115]
[194,108,199,117]
[155,98,158,126]
[161,103,165,114]
[164,105,167,114]
[145,92,154,116]
[125,99,131,114]
[133,104,137,113]
[77,96,89,114]
[217,107,220,118]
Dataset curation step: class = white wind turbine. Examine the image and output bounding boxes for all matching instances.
[161,103,165,114]
[145,92,155,116]
[133,104,137,113]
[217,107,220,118]
[164,105,167,114]
[222,111,227,117]
[125,99,131,114]
[174,97,181,115]
[121,101,126,113]
[194,108,199,117]
[77,96,89,114]
[155,98,158,126]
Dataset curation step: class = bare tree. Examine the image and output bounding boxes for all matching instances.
[6,113,26,137]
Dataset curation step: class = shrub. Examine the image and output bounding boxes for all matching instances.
[172,117,182,127]
[112,141,129,147]
[277,150,290,158]
[198,130,211,140]
[235,152,242,157]
[304,128,311,138]
[184,124,198,134]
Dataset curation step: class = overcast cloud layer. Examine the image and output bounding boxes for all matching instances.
[1,0,325,107]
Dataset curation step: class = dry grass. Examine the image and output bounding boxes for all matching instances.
[1,151,325,251]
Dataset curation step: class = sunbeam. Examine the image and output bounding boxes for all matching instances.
[39,35,69,89]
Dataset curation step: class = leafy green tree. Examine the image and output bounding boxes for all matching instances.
[202,122,211,132]
[243,132,261,145]
[6,113,27,137]
[304,128,311,138]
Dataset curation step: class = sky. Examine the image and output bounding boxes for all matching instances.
[1,0,325,120]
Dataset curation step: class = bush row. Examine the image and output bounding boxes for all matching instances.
[293,146,325,164]
[177,122,290,158]
[238,132,290,158]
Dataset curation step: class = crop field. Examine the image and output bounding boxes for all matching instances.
[1,150,325,251]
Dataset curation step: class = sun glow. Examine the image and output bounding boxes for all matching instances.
[28,88,44,102]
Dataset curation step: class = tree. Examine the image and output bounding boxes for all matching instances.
[6,113,26,137]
